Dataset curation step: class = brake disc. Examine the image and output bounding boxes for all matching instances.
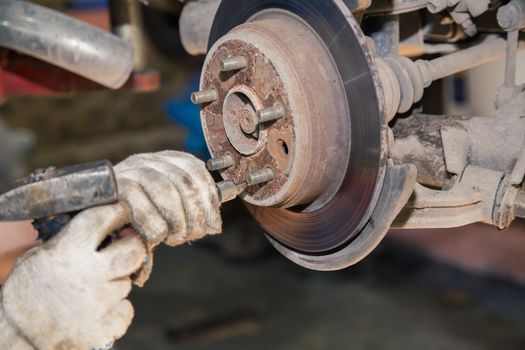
[199,0,391,266]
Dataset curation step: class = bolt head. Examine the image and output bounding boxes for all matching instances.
[239,109,258,134]
[497,4,519,31]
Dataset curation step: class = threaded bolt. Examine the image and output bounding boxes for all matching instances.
[257,104,285,123]
[216,180,238,203]
[498,1,525,31]
[246,168,274,186]
[221,56,248,72]
[207,155,234,171]
[191,89,218,105]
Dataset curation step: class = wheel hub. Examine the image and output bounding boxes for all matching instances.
[199,0,387,259]
[201,12,350,209]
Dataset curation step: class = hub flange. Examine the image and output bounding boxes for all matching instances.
[200,12,350,209]
[202,0,388,257]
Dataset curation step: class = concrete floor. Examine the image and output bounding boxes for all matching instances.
[119,225,525,350]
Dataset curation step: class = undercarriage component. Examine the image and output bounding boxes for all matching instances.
[181,0,525,270]
[442,0,491,36]
[270,164,416,271]
[203,10,351,210]
[367,0,428,15]
[496,1,525,108]
[196,0,416,266]
[498,0,525,32]
[108,0,146,71]
[378,36,522,119]
[391,87,525,230]
[393,166,504,229]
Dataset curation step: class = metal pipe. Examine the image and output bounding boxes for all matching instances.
[428,37,511,81]
[367,0,427,15]
[0,0,134,89]
[108,0,146,71]
[379,36,525,116]
[505,30,519,88]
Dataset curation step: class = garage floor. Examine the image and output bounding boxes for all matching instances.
[119,217,525,350]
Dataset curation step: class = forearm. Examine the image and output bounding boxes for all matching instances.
[0,223,38,349]
[0,222,38,284]
[0,302,34,350]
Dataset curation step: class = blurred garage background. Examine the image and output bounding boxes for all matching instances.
[0,1,524,349]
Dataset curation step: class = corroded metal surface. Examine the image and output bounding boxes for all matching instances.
[391,112,525,189]
[0,160,118,241]
[390,114,459,188]
[201,14,350,210]
[0,160,117,222]
[204,0,388,254]
[201,38,297,205]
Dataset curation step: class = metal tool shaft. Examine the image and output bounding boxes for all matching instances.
[0,160,118,222]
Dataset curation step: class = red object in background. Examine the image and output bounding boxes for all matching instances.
[0,222,38,284]
[0,8,159,102]
[67,8,112,31]
[0,50,159,103]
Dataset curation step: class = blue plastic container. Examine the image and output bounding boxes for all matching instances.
[165,71,210,160]
[68,0,108,9]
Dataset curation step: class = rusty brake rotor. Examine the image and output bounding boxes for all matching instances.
[200,0,388,257]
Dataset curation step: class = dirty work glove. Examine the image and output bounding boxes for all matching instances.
[0,203,146,350]
[114,151,223,285]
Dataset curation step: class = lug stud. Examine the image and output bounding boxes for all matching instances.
[246,168,274,186]
[216,180,238,203]
[257,104,285,123]
[221,56,248,72]
[207,155,234,171]
[191,89,218,105]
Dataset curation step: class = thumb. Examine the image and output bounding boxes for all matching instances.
[58,202,133,250]
[101,235,146,281]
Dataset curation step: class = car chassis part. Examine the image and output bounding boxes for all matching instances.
[185,0,525,270]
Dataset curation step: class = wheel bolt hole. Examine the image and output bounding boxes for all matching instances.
[279,139,289,156]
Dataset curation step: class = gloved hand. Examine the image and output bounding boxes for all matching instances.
[0,203,146,350]
[0,151,223,349]
[115,150,222,247]
[114,151,222,285]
